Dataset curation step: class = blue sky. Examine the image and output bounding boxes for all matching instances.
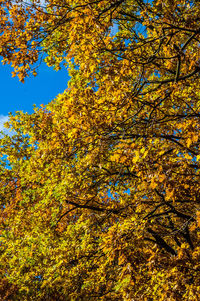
[0,61,70,131]
[0,22,118,132]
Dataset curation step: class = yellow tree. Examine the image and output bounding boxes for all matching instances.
[0,0,200,300]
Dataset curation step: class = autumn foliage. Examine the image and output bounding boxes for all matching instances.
[0,0,200,300]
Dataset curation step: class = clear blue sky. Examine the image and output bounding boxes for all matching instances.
[0,22,118,132]
[0,61,70,131]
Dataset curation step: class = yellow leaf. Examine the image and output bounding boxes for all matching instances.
[159,174,166,182]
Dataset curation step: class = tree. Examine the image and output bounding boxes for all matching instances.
[0,0,200,300]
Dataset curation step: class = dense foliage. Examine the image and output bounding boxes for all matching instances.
[0,0,200,300]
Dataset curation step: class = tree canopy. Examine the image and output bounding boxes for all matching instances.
[0,0,200,300]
